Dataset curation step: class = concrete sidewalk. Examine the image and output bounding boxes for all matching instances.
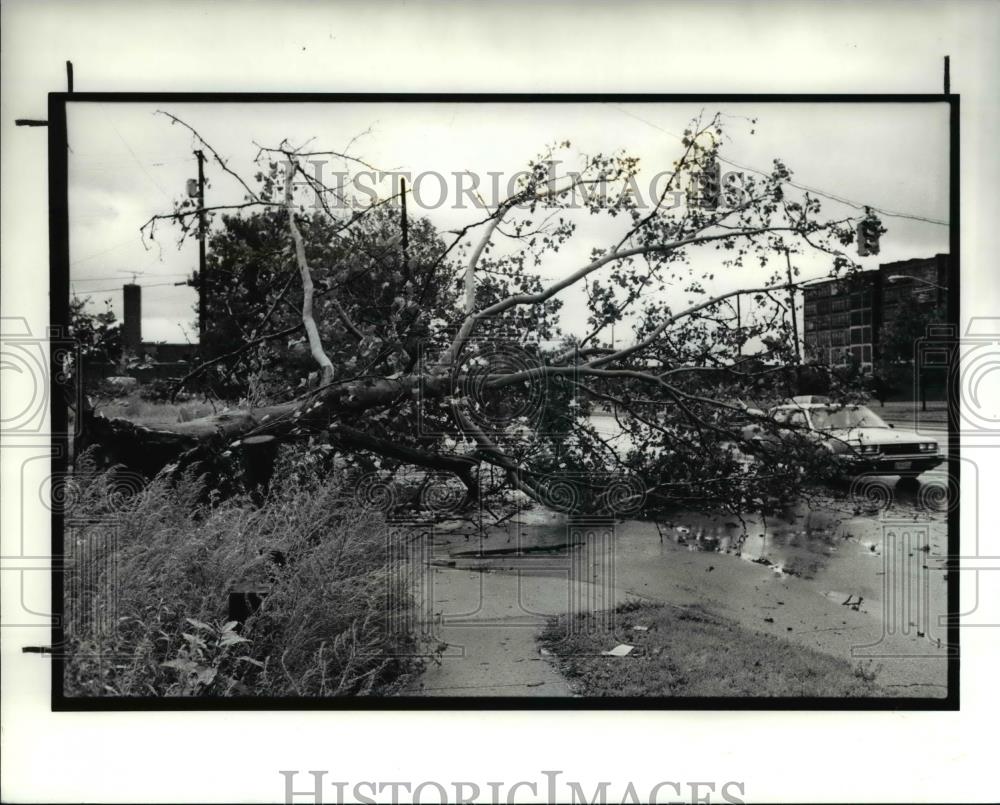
[407,567,610,696]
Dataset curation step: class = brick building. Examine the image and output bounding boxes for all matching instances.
[802,254,949,372]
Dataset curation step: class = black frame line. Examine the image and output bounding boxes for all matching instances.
[47,91,960,711]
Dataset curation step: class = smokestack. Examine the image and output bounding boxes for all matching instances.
[123,283,142,355]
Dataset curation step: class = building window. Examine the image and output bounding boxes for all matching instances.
[849,291,872,311]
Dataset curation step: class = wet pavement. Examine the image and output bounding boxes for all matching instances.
[408,476,951,697]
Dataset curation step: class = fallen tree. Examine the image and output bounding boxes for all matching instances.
[79,111,876,515]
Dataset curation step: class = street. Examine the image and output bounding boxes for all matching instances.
[410,417,952,697]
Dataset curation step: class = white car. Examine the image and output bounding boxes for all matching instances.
[742,402,943,479]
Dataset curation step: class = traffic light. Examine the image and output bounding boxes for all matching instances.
[690,160,720,210]
[857,218,881,256]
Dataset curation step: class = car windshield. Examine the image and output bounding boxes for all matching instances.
[808,405,888,430]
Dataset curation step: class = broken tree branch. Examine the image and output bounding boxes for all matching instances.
[285,173,336,385]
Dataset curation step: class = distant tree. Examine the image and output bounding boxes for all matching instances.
[194,205,469,399]
[875,294,944,404]
[69,295,122,366]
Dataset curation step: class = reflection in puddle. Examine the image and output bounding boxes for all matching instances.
[654,506,847,579]
[448,478,948,585]
[644,479,946,580]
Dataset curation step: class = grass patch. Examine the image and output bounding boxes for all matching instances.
[874,400,947,424]
[539,601,884,697]
[64,452,429,697]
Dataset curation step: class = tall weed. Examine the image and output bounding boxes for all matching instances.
[64,451,427,697]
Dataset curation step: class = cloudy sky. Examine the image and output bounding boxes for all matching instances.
[67,100,950,343]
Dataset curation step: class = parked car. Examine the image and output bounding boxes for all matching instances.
[741,402,943,479]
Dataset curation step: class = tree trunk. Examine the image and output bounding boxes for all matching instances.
[78,370,476,498]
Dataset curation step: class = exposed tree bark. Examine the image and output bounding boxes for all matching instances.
[286,176,336,385]
[81,372,479,496]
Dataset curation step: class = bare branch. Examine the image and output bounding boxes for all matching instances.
[441,223,829,368]
[464,206,509,312]
[285,175,336,385]
[156,111,260,201]
[169,323,303,402]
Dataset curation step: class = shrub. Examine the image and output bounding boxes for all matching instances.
[63,451,428,697]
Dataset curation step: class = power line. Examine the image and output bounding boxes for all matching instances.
[611,104,950,227]
[69,239,137,265]
[71,273,189,281]
[103,105,172,201]
[72,282,186,294]
[718,152,950,226]
[72,156,192,165]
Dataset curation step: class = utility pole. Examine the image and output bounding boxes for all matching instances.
[735,293,742,360]
[400,177,409,268]
[194,150,207,350]
[785,249,801,365]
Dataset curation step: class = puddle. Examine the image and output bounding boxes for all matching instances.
[421,415,950,617]
[433,477,948,622]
